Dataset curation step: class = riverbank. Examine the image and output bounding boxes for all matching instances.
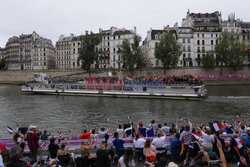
[0,66,250,85]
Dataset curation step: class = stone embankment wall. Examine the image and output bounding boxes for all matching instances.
[0,66,250,85]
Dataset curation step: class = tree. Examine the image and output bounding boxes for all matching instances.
[215,33,245,75]
[0,59,6,70]
[121,35,145,75]
[78,33,101,76]
[155,31,182,74]
[228,39,245,70]
[202,52,215,69]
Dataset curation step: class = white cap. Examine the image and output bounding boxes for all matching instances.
[29,125,37,129]
[168,162,179,167]
[247,127,250,131]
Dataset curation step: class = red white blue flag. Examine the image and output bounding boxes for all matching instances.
[7,126,13,135]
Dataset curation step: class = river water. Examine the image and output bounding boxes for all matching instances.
[0,84,249,138]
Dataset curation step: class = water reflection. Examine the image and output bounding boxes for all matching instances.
[0,84,249,137]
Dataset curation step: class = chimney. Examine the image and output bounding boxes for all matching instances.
[85,31,89,35]
[59,35,65,40]
[99,28,103,33]
[134,26,137,34]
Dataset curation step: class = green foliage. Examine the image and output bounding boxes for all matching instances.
[215,33,246,74]
[121,35,145,73]
[228,39,245,70]
[202,53,215,69]
[0,59,6,70]
[78,33,101,76]
[155,31,181,74]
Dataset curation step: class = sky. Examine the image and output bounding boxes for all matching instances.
[0,0,249,47]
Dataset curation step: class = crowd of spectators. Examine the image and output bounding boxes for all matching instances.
[0,116,249,167]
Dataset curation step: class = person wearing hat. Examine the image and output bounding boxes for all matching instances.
[26,125,41,161]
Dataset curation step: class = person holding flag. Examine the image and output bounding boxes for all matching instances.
[180,118,192,160]
[195,124,214,152]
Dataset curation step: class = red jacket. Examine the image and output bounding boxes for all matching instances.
[78,132,91,139]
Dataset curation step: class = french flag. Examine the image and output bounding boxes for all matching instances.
[106,118,109,122]
[234,139,246,151]
[7,126,13,135]
[236,115,240,119]
[179,117,183,121]
[210,121,224,132]
[192,131,202,140]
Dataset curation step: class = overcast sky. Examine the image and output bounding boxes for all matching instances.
[0,0,249,47]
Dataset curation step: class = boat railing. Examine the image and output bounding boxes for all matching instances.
[31,83,205,95]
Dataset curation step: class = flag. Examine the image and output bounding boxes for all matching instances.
[212,121,224,131]
[127,116,130,120]
[126,76,133,81]
[167,118,170,122]
[234,139,246,151]
[7,126,13,135]
[179,117,183,121]
[180,140,185,155]
[236,115,240,119]
[238,122,243,126]
[192,132,202,140]
[116,120,119,123]
[106,118,109,122]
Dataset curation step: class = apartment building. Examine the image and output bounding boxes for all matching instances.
[31,38,56,70]
[4,31,56,70]
[143,25,178,68]
[98,27,136,69]
[55,34,75,70]
[178,11,222,67]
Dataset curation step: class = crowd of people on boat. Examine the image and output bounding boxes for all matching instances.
[52,74,203,86]
[0,116,249,167]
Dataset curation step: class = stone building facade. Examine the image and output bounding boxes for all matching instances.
[178,11,222,67]
[4,31,56,70]
[55,27,136,70]
[143,26,178,68]
[31,38,56,70]
[98,27,136,69]
[55,34,76,70]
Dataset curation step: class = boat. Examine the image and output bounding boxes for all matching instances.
[21,74,208,100]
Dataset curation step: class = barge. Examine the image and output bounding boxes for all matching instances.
[21,74,208,100]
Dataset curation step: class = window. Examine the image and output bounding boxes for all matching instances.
[114,36,116,40]
[211,40,214,45]
[197,54,200,58]
[211,34,213,38]
[197,40,200,45]
[187,38,190,43]
[108,42,110,46]
[182,38,185,43]
[197,34,199,37]
[202,47,205,52]
[73,43,75,46]
[156,59,159,66]
[113,55,115,61]
[182,46,186,52]
[108,37,109,40]
[188,45,191,52]
[202,40,205,45]
[118,36,120,39]
[197,47,200,52]
[155,42,158,47]
[202,34,204,37]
